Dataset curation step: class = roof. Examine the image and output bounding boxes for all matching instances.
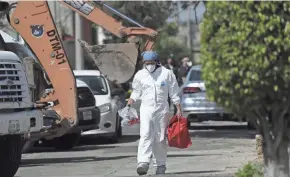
[73,70,102,77]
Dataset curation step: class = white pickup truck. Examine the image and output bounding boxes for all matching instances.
[0,29,100,176]
[24,79,100,151]
[0,37,43,176]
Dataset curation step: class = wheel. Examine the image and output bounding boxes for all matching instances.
[247,121,256,130]
[240,116,247,122]
[108,114,122,143]
[54,133,81,151]
[0,135,23,177]
[222,114,231,121]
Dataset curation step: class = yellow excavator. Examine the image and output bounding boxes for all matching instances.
[1,0,158,131]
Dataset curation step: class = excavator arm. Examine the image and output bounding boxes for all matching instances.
[59,0,158,83]
[7,1,78,131]
[60,0,157,49]
[3,0,158,133]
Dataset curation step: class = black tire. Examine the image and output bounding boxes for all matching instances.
[241,116,247,122]
[109,115,122,143]
[54,133,81,151]
[187,119,191,128]
[247,121,256,130]
[222,114,231,121]
[0,135,23,177]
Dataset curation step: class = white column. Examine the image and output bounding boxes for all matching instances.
[75,12,84,70]
[97,26,105,45]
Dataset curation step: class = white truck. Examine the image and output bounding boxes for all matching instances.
[0,30,100,153]
[0,35,43,176]
[0,29,100,176]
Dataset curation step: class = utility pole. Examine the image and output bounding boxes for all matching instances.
[75,12,84,70]
[188,6,194,63]
[173,1,180,25]
[72,12,75,38]
[98,27,105,45]
[54,1,57,19]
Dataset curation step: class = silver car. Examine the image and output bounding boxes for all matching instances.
[180,65,230,122]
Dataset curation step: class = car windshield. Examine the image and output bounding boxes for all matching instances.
[76,75,108,95]
[189,69,202,81]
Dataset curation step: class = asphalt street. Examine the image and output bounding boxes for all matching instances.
[16,101,257,177]
[17,121,257,177]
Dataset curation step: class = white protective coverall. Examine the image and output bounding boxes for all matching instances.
[130,65,180,167]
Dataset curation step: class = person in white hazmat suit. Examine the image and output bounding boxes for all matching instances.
[127,51,182,176]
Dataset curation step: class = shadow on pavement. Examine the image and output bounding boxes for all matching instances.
[167,154,222,158]
[79,135,140,145]
[168,170,222,175]
[25,144,118,154]
[188,123,248,130]
[190,129,256,139]
[68,145,118,152]
[20,155,133,168]
[20,154,217,168]
[24,135,140,154]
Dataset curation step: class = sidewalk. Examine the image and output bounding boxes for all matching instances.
[120,102,256,177]
[18,128,256,177]
[107,129,256,177]
[108,149,255,177]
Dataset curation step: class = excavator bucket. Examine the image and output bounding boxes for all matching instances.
[79,40,139,84]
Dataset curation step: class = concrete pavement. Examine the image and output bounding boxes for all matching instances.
[17,124,257,177]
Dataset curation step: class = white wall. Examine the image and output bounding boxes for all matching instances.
[48,1,74,37]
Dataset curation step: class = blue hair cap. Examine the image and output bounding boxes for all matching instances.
[142,51,158,61]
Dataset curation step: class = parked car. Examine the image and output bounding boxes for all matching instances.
[23,79,101,151]
[180,65,231,123]
[74,70,126,143]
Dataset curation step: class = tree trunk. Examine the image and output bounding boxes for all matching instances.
[256,134,264,162]
[263,138,289,177]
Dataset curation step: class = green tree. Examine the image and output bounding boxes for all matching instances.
[95,2,190,66]
[201,1,290,177]
[154,22,190,64]
[99,1,176,43]
[106,1,174,29]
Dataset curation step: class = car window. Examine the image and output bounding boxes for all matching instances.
[76,75,108,95]
[189,69,202,81]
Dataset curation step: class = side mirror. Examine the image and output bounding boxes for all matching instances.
[111,88,124,97]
